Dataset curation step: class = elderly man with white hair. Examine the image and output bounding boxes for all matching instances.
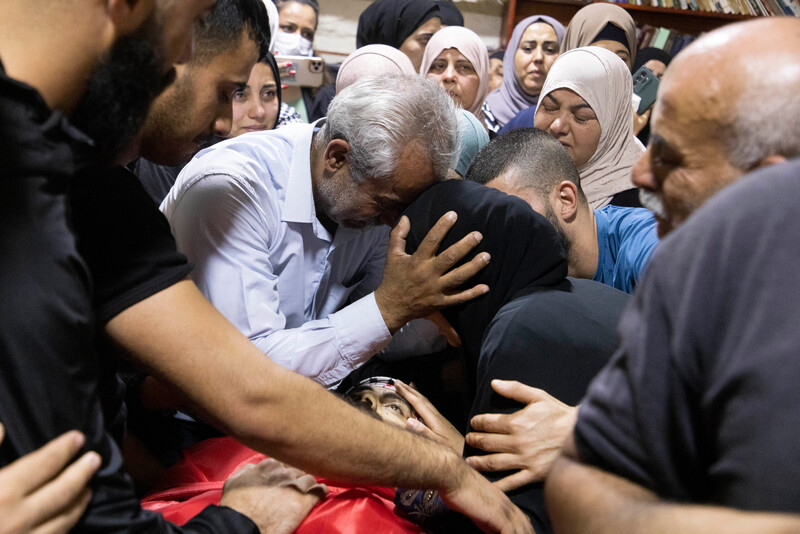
[162,73,484,387]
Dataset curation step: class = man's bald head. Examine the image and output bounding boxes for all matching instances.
[664,17,800,169]
[634,18,800,236]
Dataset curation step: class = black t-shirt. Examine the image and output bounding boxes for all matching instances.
[464,278,630,533]
[575,158,800,512]
[0,64,256,533]
[135,157,185,206]
[70,164,194,446]
[71,165,192,323]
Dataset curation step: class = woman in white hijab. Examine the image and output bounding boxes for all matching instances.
[420,26,490,125]
[335,44,416,93]
[534,46,644,208]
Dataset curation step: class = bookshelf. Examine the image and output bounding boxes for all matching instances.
[503,0,756,45]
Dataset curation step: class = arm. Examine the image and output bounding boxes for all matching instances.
[465,381,578,491]
[219,458,326,534]
[165,172,391,386]
[166,175,487,386]
[545,437,800,534]
[105,280,531,534]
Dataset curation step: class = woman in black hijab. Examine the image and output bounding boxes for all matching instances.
[403,180,568,390]
[403,180,629,533]
[356,0,442,71]
[434,0,464,27]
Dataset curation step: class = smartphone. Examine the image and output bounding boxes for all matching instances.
[274,55,325,87]
[632,65,660,115]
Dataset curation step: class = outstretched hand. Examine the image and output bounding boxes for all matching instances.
[375,212,490,334]
[465,380,578,492]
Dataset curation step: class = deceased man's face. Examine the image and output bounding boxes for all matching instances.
[348,381,417,428]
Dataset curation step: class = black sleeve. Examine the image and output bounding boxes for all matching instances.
[133,157,184,206]
[464,279,629,532]
[71,166,193,323]
[0,173,257,533]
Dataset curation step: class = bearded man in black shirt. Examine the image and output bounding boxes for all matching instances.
[0,1,327,533]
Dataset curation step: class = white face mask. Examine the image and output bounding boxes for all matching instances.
[273,31,313,57]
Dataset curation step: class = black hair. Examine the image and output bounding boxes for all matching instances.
[194,0,271,64]
[465,128,585,204]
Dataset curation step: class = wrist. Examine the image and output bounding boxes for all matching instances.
[435,450,471,496]
[374,287,408,334]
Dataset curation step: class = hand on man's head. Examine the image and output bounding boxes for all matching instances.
[374,211,490,334]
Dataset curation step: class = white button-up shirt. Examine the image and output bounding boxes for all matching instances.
[161,123,392,387]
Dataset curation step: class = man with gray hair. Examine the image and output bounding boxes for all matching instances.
[467,128,658,294]
[162,73,485,387]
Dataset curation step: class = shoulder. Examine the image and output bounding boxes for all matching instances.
[278,102,305,127]
[598,206,657,243]
[162,131,299,215]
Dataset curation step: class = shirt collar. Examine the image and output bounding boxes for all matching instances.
[282,119,323,225]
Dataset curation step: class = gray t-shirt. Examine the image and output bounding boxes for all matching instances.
[575,158,800,512]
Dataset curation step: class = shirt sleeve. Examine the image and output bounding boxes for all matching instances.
[70,166,193,323]
[165,172,391,388]
[0,173,257,534]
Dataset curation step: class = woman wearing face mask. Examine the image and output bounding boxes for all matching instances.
[482,15,565,134]
[272,0,319,123]
[533,47,645,209]
[420,26,490,126]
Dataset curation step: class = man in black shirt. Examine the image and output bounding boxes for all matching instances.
[0,1,324,532]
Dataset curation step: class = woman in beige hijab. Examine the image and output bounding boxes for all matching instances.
[534,46,644,208]
[420,26,491,124]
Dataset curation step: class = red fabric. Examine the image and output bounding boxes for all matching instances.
[141,437,424,534]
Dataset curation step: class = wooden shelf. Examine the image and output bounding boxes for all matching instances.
[503,0,756,45]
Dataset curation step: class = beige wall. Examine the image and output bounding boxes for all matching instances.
[314,0,506,64]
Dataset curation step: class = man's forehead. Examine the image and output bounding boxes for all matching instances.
[391,143,436,192]
[653,67,729,149]
[203,32,259,80]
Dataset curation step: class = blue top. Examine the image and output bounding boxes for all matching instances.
[593,205,658,293]
[497,105,537,135]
